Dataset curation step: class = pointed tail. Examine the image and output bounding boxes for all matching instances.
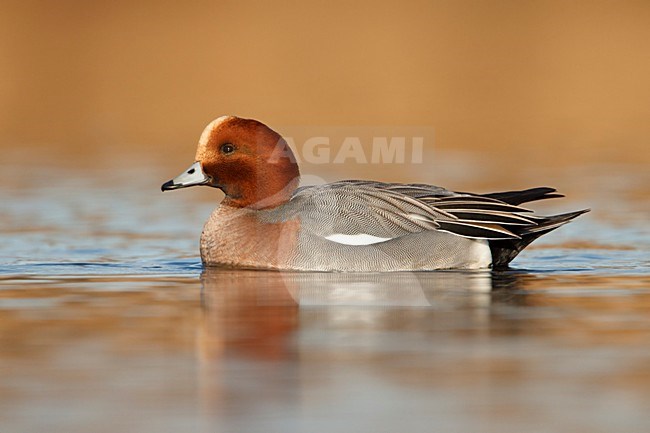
[488,208,590,268]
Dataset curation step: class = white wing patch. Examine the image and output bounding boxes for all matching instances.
[325,233,392,245]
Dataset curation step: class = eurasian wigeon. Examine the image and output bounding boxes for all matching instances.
[162,116,588,271]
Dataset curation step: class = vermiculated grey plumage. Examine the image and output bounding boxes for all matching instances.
[281,181,589,269]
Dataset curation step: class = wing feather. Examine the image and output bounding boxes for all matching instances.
[287,180,563,241]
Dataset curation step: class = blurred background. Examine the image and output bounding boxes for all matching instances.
[2,0,649,169]
[2,3,650,433]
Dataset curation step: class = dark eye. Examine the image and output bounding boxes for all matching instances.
[220,143,235,154]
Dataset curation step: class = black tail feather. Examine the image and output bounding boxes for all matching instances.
[482,187,564,206]
[489,208,590,268]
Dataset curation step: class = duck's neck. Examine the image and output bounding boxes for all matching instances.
[223,165,300,210]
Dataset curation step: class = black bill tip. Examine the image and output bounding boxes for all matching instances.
[161,180,176,192]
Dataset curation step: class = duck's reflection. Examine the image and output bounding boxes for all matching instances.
[200,268,501,307]
[197,268,528,359]
[196,268,528,420]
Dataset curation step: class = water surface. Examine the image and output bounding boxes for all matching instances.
[1,158,649,433]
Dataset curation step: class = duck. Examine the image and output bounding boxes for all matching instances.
[162,116,588,271]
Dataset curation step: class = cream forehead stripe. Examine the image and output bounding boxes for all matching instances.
[196,116,234,157]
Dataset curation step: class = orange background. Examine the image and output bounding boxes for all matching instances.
[1,0,649,167]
